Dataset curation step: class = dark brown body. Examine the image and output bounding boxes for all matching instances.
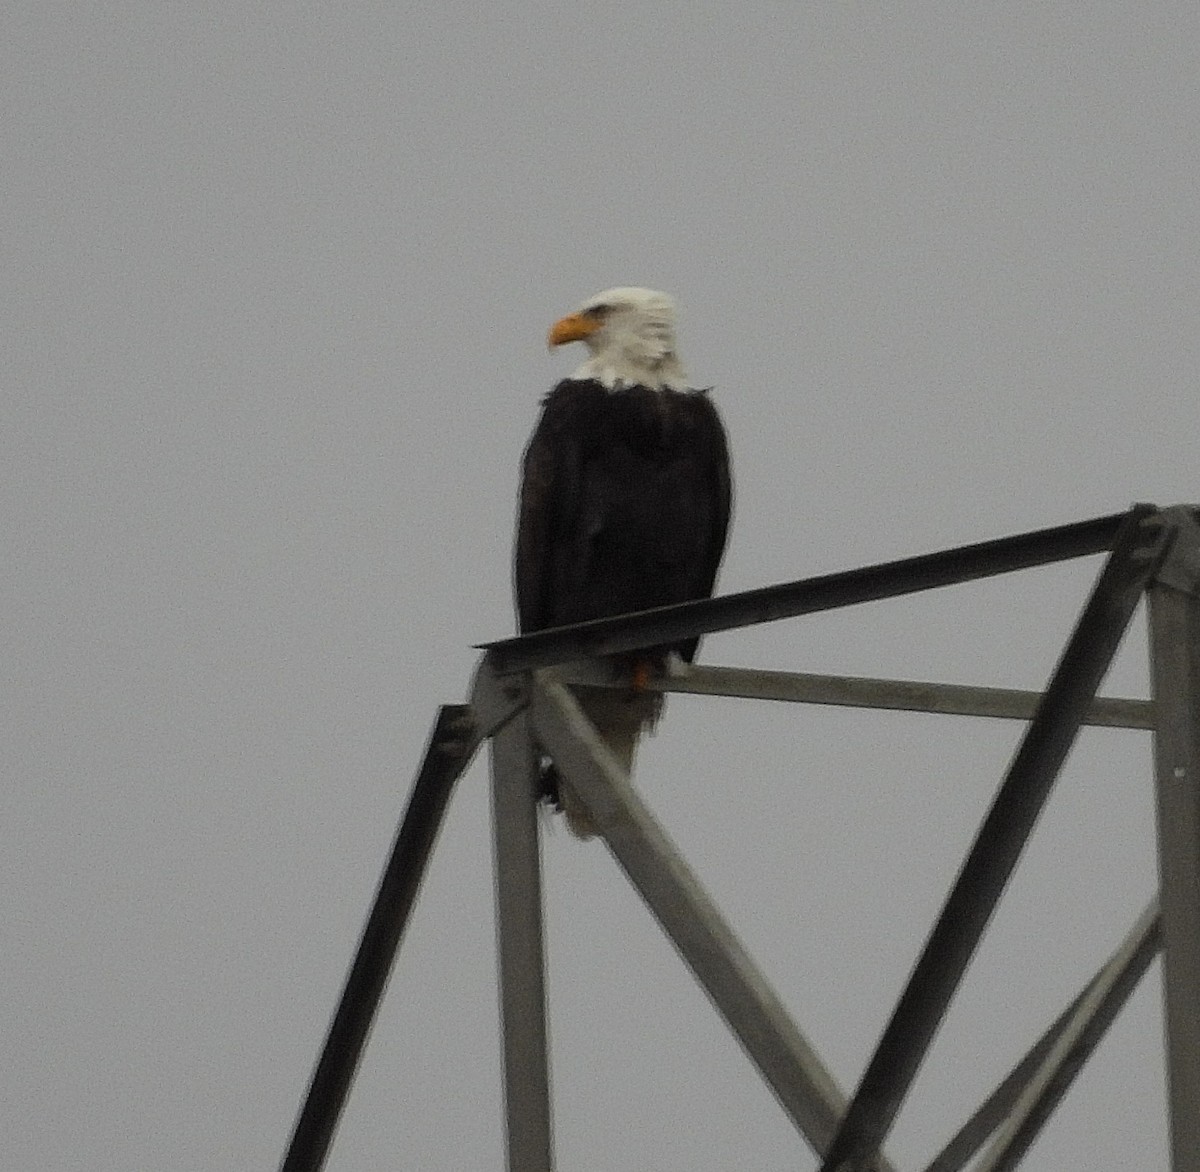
[515,379,732,663]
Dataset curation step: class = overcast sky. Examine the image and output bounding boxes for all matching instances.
[6,5,1198,1169]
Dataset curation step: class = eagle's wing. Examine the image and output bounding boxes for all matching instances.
[514,384,579,634]
[671,392,732,663]
[696,391,733,598]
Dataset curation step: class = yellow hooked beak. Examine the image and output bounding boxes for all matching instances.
[547,311,603,348]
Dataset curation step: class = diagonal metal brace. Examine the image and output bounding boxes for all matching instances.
[819,504,1172,1172]
[280,702,483,1172]
[972,900,1161,1172]
[924,900,1160,1172]
[530,670,898,1171]
[280,661,530,1172]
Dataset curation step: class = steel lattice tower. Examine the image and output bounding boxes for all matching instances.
[278,503,1200,1172]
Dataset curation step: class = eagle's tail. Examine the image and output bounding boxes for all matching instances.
[547,686,662,839]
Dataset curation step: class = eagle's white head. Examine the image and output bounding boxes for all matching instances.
[548,286,688,390]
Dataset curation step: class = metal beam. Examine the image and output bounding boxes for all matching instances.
[483,511,1134,673]
[923,973,1103,1172]
[925,902,1160,1172]
[818,506,1170,1172]
[529,672,897,1172]
[555,661,1154,730]
[1149,507,1200,1172]
[279,704,479,1172]
[925,899,1161,1172]
[972,900,1161,1172]
[490,701,554,1172]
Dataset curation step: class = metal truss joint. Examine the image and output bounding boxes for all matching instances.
[469,654,530,741]
[1152,505,1200,597]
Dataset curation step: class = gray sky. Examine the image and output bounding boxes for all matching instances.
[5,4,1197,1169]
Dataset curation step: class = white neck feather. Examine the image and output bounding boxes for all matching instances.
[571,351,689,391]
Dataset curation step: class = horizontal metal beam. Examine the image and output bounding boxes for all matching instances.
[973,900,1161,1172]
[280,705,480,1172]
[482,510,1136,673]
[818,506,1170,1172]
[555,661,1154,730]
[529,672,897,1171]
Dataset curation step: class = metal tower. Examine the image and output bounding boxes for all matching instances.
[278,503,1200,1172]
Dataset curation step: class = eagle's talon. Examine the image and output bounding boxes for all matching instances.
[664,651,690,679]
[631,661,653,692]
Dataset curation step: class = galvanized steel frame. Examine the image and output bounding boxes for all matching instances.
[277,504,1200,1172]
[531,671,889,1167]
[1149,507,1200,1172]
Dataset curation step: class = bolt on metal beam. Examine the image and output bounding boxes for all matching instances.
[818,505,1171,1172]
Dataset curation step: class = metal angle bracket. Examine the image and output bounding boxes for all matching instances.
[1153,505,1200,597]
[469,654,531,742]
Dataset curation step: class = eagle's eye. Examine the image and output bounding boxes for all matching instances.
[583,304,612,320]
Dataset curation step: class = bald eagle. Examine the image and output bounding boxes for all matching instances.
[515,288,732,837]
